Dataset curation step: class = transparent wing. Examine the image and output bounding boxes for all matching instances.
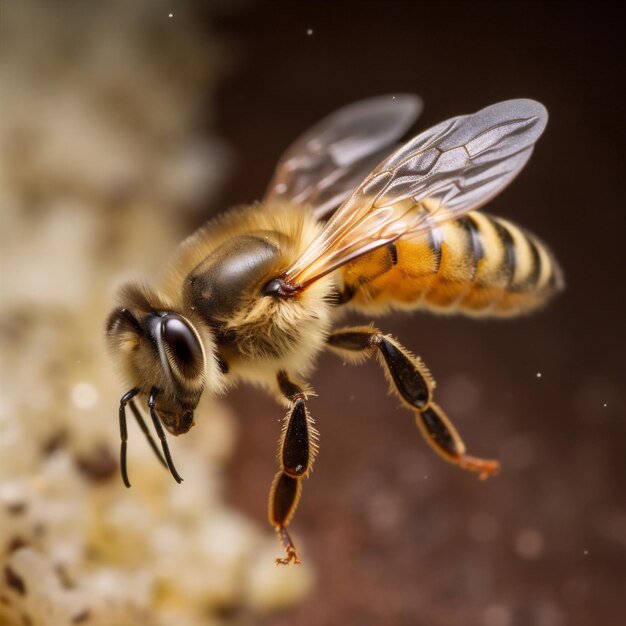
[284,99,548,288]
[264,94,423,219]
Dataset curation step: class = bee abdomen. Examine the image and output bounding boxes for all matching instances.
[343,211,563,317]
[453,213,563,315]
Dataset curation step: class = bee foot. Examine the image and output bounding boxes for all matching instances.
[459,455,500,480]
[275,550,302,566]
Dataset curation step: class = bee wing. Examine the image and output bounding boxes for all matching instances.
[285,99,548,287]
[264,94,423,219]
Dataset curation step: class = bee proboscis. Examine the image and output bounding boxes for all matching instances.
[106,96,563,564]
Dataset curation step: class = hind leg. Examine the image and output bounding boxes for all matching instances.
[327,326,499,480]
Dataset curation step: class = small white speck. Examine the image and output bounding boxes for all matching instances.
[536,372,542,378]
[392,96,396,100]
[72,382,99,409]
[306,28,314,36]
[583,550,588,555]
[168,13,173,18]
[603,403,607,408]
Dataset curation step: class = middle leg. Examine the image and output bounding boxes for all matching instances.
[268,371,319,565]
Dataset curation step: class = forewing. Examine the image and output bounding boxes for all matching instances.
[285,99,548,287]
[264,94,423,218]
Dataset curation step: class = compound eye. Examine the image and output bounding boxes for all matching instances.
[161,316,203,376]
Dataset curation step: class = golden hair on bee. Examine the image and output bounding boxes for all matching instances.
[106,95,562,564]
[160,203,336,377]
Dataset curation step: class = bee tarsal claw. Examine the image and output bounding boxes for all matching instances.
[275,551,302,567]
[459,455,501,480]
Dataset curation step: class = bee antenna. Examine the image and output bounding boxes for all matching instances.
[119,387,140,488]
[128,399,167,469]
[148,387,184,484]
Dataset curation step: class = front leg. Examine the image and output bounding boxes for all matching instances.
[268,371,319,565]
[327,326,499,480]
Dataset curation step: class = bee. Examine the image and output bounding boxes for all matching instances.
[106,96,563,565]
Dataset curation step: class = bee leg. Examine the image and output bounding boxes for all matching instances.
[148,387,184,484]
[417,402,499,480]
[269,472,302,565]
[268,372,319,565]
[327,327,499,480]
[119,387,140,488]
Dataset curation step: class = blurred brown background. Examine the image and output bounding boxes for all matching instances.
[208,2,625,625]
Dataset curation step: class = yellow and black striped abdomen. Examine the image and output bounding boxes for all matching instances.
[341,211,564,317]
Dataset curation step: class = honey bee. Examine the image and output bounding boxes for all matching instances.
[106,96,563,564]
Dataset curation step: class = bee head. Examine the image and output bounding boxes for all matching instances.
[105,283,222,435]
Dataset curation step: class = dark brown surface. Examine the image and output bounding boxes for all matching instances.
[208,2,624,624]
